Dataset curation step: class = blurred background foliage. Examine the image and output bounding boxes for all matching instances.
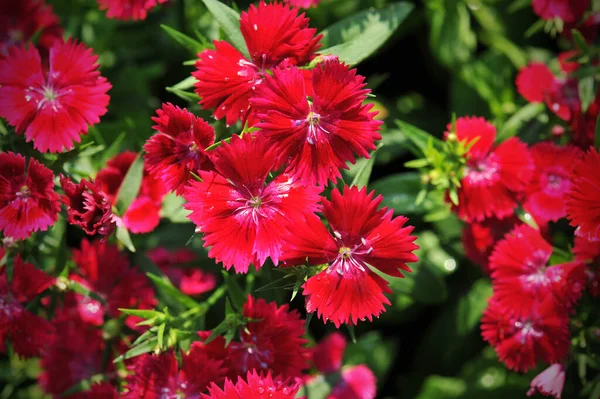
[0,0,574,398]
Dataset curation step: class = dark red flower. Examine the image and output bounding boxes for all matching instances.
[0,40,111,153]
[570,97,600,149]
[448,117,533,222]
[0,151,60,239]
[201,370,300,399]
[184,134,321,273]
[122,349,226,398]
[193,1,321,126]
[56,239,156,328]
[462,216,520,272]
[60,175,116,238]
[532,0,590,23]
[523,142,583,224]
[96,151,167,234]
[281,186,419,327]
[311,333,377,399]
[97,0,168,20]
[566,147,600,241]
[251,59,382,186]
[573,236,600,297]
[558,51,580,74]
[196,296,309,380]
[527,364,566,399]
[147,247,217,296]
[481,296,570,372]
[144,103,215,195]
[40,319,111,398]
[0,255,54,358]
[490,224,586,313]
[0,0,62,57]
[516,63,556,103]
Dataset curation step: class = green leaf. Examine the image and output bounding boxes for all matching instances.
[60,374,106,397]
[349,143,382,188]
[115,153,144,215]
[116,225,136,253]
[98,131,126,167]
[202,0,248,57]
[69,280,107,305]
[162,193,191,223]
[118,308,160,319]
[167,75,199,92]
[395,119,444,156]
[114,337,158,363]
[572,29,590,55]
[161,24,207,53]
[147,273,200,310]
[579,76,595,113]
[223,272,246,311]
[416,376,466,399]
[319,2,414,65]
[370,172,428,214]
[166,87,201,102]
[496,102,545,142]
[426,0,476,67]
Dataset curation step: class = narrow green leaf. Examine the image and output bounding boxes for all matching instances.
[157,323,166,349]
[350,143,382,188]
[98,131,126,166]
[115,153,144,215]
[166,87,201,102]
[572,29,590,54]
[319,2,413,65]
[370,172,428,214]
[345,324,357,344]
[116,225,136,252]
[161,24,207,53]
[579,76,595,113]
[168,75,199,92]
[223,272,246,311]
[118,308,160,318]
[60,374,106,397]
[69,280,107,305]
[395,119,444,156]
[147,273,200,310]
[114,338,158,363]
[202,0,248,57]
[496,102,545,142]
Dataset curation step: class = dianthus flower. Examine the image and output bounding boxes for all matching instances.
[0,255,54,358]
[527,363,566,399]
[481,296,570,372]
[532,0,589,23]
[0,152,60,239]
[0,40,111,152]
[281,186,419,327]
[184,134,321,273]
[201,371,300,399]
[147,247,217,296]
[448,116,533,222]
[489,224,586,313]
[566,147,600,241]
[122,349,226,398]
[195,296,309,380]
[283,0,322,8]
[60,175,116,238]
[97,0,168,20]
[251,59,381,186]
[144,103,215,195]
[311,333,377,399]
[96,151,167,234]
[523,142,582,224]
[462,216,520,272]
[193,1,321,126]
[0,0,62,57]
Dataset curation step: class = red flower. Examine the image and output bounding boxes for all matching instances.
[532,0,590,23]
[481,296,570,372]
[462,216,519,272]
[0,152,60,239]
[0,255,54,358]
[573,236,600,297]
[40,319,111,398]
[97,0,168,20]
[147,247,217,296]
[196,296,309,380]
[523,143,583,224]
[144,103,215,195]
[184,134,321,273]
[516,63,556,103]
[311,333,377,399]
[448,117,533,222]
[558,51,580,74]
[527,364,566,399]
[57,239,156,328]
[86,383,118,399]
[0,40,111,153]
[281,186,419,327]
[283,0,322,8]
[60,175,116,238]
[489,225,586,313]
[251,59,382,186]
[201,370,300,399]
[566,147,600,241]
[96,151,167,234]
[0,0,62,57]
[123,349,226,398]
[193,1,321,126]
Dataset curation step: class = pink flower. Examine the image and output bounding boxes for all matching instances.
[0,40,111,152]
[97,0,168,20]
[532,0,590,23]
[527,364,566,398]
